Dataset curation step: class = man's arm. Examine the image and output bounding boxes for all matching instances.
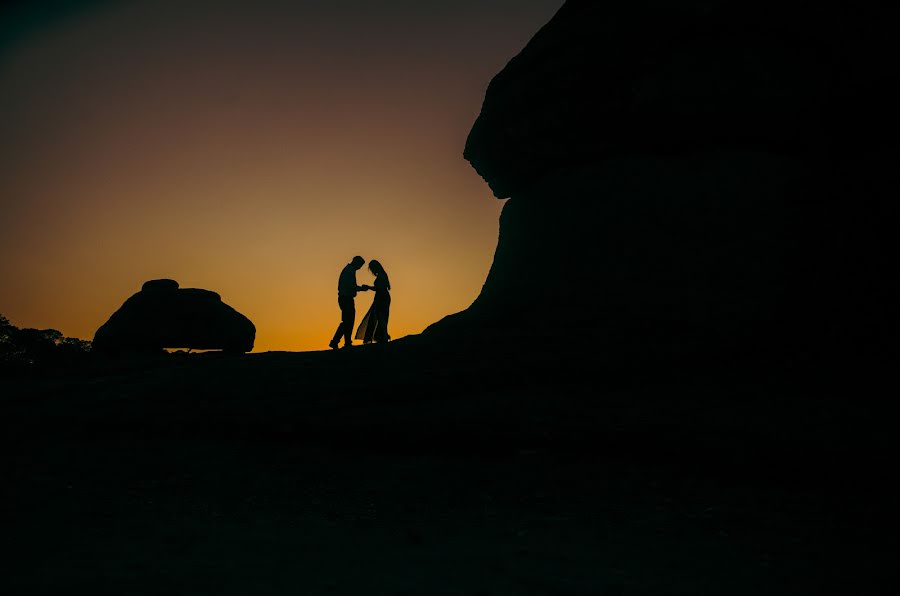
[351,270,370,291]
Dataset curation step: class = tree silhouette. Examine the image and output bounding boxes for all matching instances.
[0,314,91,370]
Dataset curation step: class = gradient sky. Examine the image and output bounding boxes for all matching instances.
[1,0,562,351]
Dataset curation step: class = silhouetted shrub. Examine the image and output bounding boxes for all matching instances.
[0,314,92,371]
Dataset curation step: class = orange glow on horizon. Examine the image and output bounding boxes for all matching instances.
[0,1,562,352]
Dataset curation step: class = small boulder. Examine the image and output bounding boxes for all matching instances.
[141,279,179,291]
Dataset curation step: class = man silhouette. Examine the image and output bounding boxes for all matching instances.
[329,256,370,349]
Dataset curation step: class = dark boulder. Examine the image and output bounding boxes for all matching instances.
[93,280,255,353]
[427,0,894,378]
[142,278,180,291]
[463,0,898,201]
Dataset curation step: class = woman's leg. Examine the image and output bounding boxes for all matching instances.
[375,302,390,342]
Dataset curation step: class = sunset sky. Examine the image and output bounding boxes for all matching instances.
[0,0,562,352]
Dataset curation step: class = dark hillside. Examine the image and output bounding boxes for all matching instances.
[3,339,894,594]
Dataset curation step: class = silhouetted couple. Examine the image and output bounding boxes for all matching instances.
[329,256,391,349]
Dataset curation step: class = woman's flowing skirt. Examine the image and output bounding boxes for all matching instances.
[355,293,390,343]
[354,302,376,342]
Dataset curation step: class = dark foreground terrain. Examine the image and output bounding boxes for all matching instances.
[2,338,894,594]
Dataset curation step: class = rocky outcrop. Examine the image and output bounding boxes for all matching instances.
[428,0,894,374]
[93,280,255,353]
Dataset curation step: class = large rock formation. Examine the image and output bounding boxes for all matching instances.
[93,280,255,353]
[428,0,894,375]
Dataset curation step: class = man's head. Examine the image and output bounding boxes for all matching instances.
[351,256,365,269]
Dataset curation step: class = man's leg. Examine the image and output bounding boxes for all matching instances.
[339,296,356,346]
[330,298,345,348]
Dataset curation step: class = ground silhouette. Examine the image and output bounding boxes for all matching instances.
[3,339,893,594]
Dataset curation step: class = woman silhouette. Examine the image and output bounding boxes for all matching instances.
[355,260,391,344]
